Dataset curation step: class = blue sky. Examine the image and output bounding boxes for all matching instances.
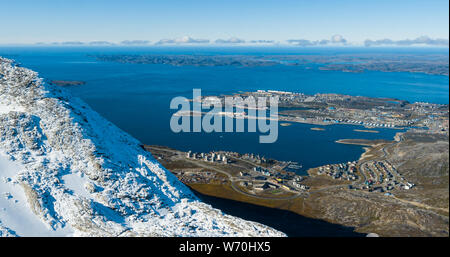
[0,0,448,45]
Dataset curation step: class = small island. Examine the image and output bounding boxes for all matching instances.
[354,129,379,133]
[50,80,86,86]
[335,138,389,146]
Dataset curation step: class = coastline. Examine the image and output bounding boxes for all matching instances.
[149,130,450,237]
[148,137,384,236]
[3,49,447,237]
[335,138,391,146]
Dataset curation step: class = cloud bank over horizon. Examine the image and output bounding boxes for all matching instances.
[215,37,246,44]
[120,40,151,45]
[287,34,348,46]
[155,36,209,45]
[364,36,449,47]
[26,35,449,47]
[249,40,276,44]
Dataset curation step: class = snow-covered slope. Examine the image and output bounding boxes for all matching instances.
[0,57,284,237]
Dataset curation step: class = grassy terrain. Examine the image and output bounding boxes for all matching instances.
[189,183,309,218]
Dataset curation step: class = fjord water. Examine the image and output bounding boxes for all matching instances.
[1,46,447,174]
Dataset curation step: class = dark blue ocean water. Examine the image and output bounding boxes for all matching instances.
[1,46,448,174]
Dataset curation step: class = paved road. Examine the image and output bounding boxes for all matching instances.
[357,139,395,185]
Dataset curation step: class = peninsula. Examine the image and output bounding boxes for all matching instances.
[93,53,449,76]
[181,89,449,134]
[145,129,449,237]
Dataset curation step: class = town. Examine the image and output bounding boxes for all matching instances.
[145,145,310,198]
[355,160,415,193]
[141,89,447,202]
[187,90,448,135]
[145,143,419,201]
[314,160,415,195]
[316,161,359,181]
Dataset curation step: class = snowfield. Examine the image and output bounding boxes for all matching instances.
[0,57,285,237]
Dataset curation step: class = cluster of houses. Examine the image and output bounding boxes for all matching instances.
[241,153,267,164]
[354,160,415,193]
[239,166,308,193]
[172,170,226,184]
[292,176,309,190]
[317,161,358,181]
[253,178,306,193]
[213,90,448,135]
[186,151,228,164]
[253,181,280,191]
[252,166,271,176]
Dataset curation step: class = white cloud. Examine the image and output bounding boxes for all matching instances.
[155,36,209,45]
[215,37,246,44]
[331,34,347,44]
[287,35,348,46]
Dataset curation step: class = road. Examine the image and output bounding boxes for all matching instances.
[148,145,305,200]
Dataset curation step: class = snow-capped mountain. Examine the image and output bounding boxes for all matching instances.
[0,57,284,237]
